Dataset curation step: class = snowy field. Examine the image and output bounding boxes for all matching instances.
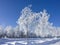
[0,38,60,45]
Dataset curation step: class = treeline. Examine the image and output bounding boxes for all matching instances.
[0,31,36,38]
[0,6,60,38]
[0,31,60,38]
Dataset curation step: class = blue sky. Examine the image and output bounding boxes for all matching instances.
[0,0,60,27]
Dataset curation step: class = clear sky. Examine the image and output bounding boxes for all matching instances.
[0,0,60,27]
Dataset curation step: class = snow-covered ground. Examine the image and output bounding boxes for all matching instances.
[0,38,60,45]
[50,41,60,45]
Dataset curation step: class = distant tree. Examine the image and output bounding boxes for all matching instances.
[5,26,14,38]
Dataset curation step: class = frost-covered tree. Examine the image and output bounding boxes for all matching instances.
[0,6,60,38]
[0,25,4,38]
[14,26,19,37]
[17,6,33,35]
[17,6,60,38]
[5,26,14,38]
